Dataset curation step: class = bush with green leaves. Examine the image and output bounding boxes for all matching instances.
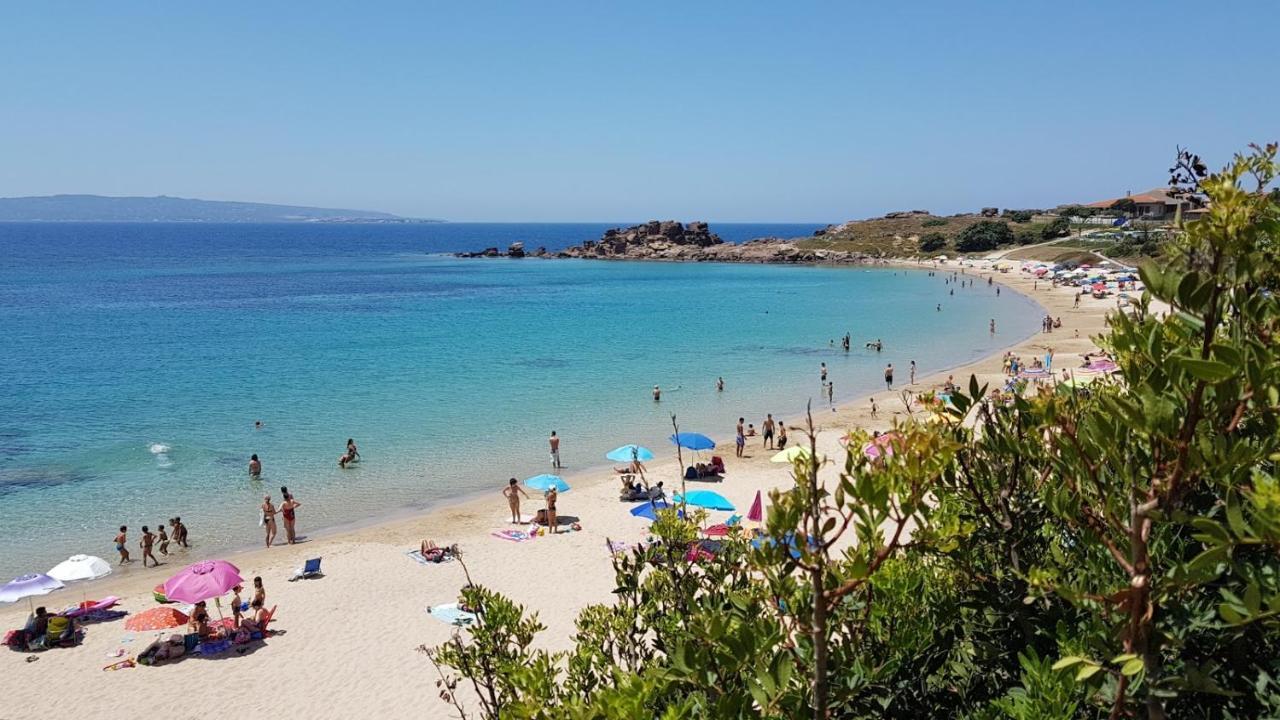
[919,232,948,252]
[922,217,950,227]
[1003,209,1035,223]
[955,220,1014,253]
[1041,216,1070,240]
[424,144,1280,720]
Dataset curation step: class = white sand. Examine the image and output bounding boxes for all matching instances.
[0,261,1119,719]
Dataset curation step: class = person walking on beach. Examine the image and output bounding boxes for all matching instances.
[716,376,724,392]
[884,363,894,391]
[870,397,878,418]
[503,478,530,523]
[261,495,278,548]
[652,385,661,402]
[549,431,562,469]
[735,417,746,458]
[280,492,301,544]
[777,423,788,449]
[762,414,776,450]
[910,360,916,385]
[827,381,834,405]
[114,526,131,565]
[139,526,159,567]
[157,523,170,555]
[249,454,261,478]
[1074,293,1080,309]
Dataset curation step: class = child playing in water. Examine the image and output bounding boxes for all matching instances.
[114,526,131,565]
[157,523,170,555]
[139,526,159,567]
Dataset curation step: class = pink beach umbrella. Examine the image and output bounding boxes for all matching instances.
[746,490,763,523]
[162,560,243,604]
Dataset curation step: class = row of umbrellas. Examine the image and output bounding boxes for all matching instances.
[2,557,243,617]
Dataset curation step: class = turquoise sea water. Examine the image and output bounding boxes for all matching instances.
[0,223,1041,580]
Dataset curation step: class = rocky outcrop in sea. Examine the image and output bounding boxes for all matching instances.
[456,221,879,264]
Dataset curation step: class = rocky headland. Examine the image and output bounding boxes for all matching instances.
[459,220,878,264]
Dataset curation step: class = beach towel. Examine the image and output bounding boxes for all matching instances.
[607,540,630,554]
[406,549,455,565]
[427,603,476,627]
[491,529,531,543]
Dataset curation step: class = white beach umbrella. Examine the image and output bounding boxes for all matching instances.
[48,554,112,583]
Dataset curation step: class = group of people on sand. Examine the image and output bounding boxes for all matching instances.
[259,487,302,548]
[113,518,189,567]
[140,577,270,663]
[1002,348,1055,376]
[734,414,788,456]
[501,477,567,533]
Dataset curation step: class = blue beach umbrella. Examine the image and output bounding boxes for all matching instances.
[524,474,570,493]
[670,433,716,451]
[605,445,655,463]
[674,490,735,511]
[630,499,678,521]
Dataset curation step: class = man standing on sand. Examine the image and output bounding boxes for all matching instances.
[261,495,278,548]
[762,414,776,449]
[910,360,916,385]
[549,431,562,469]
[884,363,894,390]
[249,454,261,478]
[503,478,529,524]
[735,418,745,458]
[870,397,878,418]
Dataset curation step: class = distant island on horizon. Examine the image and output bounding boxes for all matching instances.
[0,194,442,223]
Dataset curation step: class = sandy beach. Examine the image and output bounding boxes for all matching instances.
[0,261,1118,720]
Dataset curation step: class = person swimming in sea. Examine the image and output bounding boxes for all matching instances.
[653,385,661,402]
[249,454,261,478]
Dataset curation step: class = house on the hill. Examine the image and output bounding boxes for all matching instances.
[1087,188,1203,220]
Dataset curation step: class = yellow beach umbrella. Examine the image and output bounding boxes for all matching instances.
[770,446,825,464]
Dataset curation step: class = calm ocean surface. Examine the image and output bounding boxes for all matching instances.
[0,223,1041,580]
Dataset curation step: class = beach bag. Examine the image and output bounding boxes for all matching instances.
[46,616,70,640]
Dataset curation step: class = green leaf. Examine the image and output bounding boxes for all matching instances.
[1226,491,1253,538]
[1244,582,1262,615]
[1052,656,1086,670]
[1076,664,1103,681]
[1178,358,1236,382]
[1121,658,1145,676]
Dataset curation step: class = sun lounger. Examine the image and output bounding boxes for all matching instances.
[427,603,476,627]
[288,557,323,581]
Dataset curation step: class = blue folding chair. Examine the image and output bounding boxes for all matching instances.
[289,557,322,581]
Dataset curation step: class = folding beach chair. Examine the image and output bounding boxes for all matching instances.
[289,557,323,581]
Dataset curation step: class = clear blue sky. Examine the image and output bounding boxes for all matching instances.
[1,2,1275,221]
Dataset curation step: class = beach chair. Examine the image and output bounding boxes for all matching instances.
[251,605,278,640]
[289,557,322,581]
